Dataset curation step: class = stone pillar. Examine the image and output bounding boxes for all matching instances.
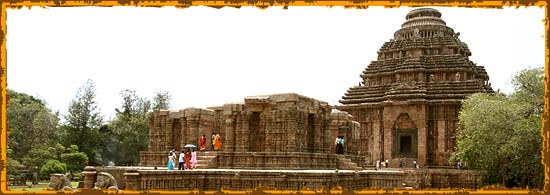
[123,168,139,191]
[416,105,427,167]
[165,115,174,150]
[382,107,393,164]
[238,113,250,152]
[82,166,97,189]
[285,111,297,152]
[224,116,234,152]
[147,112,155,151]
[312,114,321,153]
[437,119,446,166]
[188,117,200,146]
[323,116,331,154]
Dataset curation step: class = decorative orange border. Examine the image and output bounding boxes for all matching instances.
[0,1,548,195]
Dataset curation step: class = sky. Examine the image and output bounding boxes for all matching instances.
[6,6,545,121]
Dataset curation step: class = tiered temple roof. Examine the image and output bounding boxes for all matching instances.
[340,8,492,107]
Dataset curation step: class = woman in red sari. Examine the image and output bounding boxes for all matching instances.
[199,135,207,151]
[184,149,192,170]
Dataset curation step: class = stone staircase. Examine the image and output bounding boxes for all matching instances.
[336,155,362,170]
[195,151,218,169]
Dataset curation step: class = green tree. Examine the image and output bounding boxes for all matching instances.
[451,67,543,189]
[7,89,60,161]
[60,145,89,175]
[152,89,171,110]
[62,79,103,165]
[21,147,55,173]
[108,89,151,165]
[39,160,67,180]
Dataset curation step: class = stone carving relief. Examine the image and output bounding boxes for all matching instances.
[94,172,119,191]
[48,173,73,191]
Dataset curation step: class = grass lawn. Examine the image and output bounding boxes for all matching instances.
[8,181,80,191]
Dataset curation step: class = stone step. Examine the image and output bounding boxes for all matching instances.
[336,155,362,170]
[197,156,217,159]
[197,160,211,164]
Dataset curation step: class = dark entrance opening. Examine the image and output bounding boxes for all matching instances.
[172,119,182,151]
[400,135,412,155]
[307,114,315,153]
[249,112,263,152]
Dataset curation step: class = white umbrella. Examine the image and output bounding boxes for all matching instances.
[184,144,197,148]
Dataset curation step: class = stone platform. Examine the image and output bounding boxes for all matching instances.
[83,166,483,191]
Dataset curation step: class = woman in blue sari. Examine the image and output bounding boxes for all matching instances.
[167,152,175,170]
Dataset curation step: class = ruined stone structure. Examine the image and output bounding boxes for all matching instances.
[338,8,493,167]
[140,93,362,169]
[87,166,483,191]
[140,108,215,166]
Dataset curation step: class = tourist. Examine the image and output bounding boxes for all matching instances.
[167,152,175,171]
[334,136,339,154]
[191,149,198,169]
[339,136,344,154]
[214,133,222,151]
[335,136,344,154]
[184,149,192,170]
[178,150,185,170]
[413,160,417,169]
[199,135,207,151]
[211,133,216,151]
[385,159,389,168]
[376,160,380,170]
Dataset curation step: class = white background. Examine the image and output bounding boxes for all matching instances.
[6,6,545,120]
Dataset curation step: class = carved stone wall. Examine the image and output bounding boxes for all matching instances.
[338,8,493,168]
[87,166,484,191]
[140,108,214,166]
[213,93,333,155]
[140,93,357,169]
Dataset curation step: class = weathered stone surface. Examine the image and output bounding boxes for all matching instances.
[47,173,73,191]
[140,93,356,169]
[94,172,118,191]
[140,108,215,166]
[337,8,492,168]
[94,166,482,191]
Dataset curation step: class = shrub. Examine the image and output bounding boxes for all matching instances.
[72,172,84,181]
[39,160,66,180]
[7,158,21,177]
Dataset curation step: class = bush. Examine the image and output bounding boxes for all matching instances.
[39,160,66,180]
[7,158,21,177]
[72,172,84,181]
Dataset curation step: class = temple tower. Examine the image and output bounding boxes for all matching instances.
[338,8,493,167]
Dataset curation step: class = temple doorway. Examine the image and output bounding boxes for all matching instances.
[392,113,418,158]
[249,112,264,152]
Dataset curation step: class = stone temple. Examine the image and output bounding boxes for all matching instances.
[337,8,492,167]
[86,8,492,191]
[140,7,492,169]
